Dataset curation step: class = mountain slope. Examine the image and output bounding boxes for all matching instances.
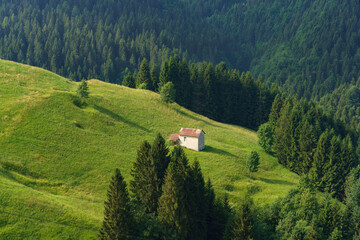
[0,0,359,100]
[0,60,298,238]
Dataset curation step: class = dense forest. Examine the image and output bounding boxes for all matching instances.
[258,94,359,200]
[1,0,360,100]
[100,135,360,239]
[125,56,277,130]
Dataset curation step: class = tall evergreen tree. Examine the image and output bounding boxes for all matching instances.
[309,129,334,192]
[151,133,170,186]
[158,160,189,239]
[130,141,160,213]
[136,58,152,89]
[158,60,169,89]
[99,169,134,240]
[230,195,255,240]
[122,72,135,88]
[150,64,159,92]
[187,160,208,240]
[77,80,89,98]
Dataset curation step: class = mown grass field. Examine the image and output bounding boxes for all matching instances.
[0,60,299,239]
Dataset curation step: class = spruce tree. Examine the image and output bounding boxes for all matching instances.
[77,80,89,98]
[309,129,333,192]
[230,195,255,240]
[187,160,207,240]
[122,72,135,88]
[257,123,274,153]
[298,119,317,174]
[136,58,151,89]
[158,60,169,89]
[151,133,170,186]
[150,64,159,92]
[160,82,176,103]
[246,151,260,178]
[158,161,189,239]
[99,169,133,240]
[130,141,160,213]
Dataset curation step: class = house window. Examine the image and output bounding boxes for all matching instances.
[184,136,186,141]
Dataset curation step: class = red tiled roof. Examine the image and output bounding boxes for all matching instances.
[178,128,204,138]
[169,134,180,141]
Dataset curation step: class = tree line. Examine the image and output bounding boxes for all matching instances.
[124,56,277,130]
[99,135,360,239]
[1,0,360,101]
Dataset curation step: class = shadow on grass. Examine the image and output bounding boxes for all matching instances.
[202,145,237,158]
[94,105,150,133]
[258,177,296,186]
[172,107,218,127]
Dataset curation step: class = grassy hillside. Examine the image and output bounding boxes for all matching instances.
[0,60,299,239]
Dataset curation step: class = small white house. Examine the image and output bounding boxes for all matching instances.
[169,128,205,151]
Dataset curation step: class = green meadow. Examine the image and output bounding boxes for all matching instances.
[0,60,299,239]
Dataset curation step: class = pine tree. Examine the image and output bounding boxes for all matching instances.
[179,58,191,108]
[257,123,274,153]
[158,161,189,239]
[130,141,160,213]
[99,169,133,240]
[268,94,285,127]
[158,60,169,89]
[160,82,176,103]
[298,119,317,174]
[122,72,135,88]
[151,133,170,186]
[230,195,255,240]
[187,160,207,240]
[309,129,333,192]
[150,64,159,92]
[77,80,89,98]
[136,58,151,89]
[246,151,260,178]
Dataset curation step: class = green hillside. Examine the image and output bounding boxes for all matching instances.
[0,60,298,239]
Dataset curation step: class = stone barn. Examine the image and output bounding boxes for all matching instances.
[169,128,205,151]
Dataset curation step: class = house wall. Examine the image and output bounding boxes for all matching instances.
[198,131,205,151]
[179,135,199,151]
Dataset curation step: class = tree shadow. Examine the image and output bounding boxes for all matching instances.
[172,107,219,128]
[202,145,237,158]
[93,105,150,133]
[258,177,296,186]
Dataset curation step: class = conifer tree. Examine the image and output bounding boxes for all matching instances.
[99,169,133,240]
[136,58,151,89]
[309,129,333,192]
[298,119,317,174]
[150,64,159,92]
[130,141,160,213]
[257,123,274,153]
[158,60,169,89]
[187,160,207,240]
[151,133,170,187]
[230,195,255,240]
[158,161,189,239]
[179,58,191,108]
[160,82,176,103]
[268,94,285,126]
[246,151,260,178]
[77,80,89,98]
[122,72,135,88]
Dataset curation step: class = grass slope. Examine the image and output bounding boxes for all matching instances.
[0,60,299,239]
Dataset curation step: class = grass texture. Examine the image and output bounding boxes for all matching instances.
[0,60,299,239]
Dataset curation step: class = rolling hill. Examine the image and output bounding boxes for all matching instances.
[0,60,298,239]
